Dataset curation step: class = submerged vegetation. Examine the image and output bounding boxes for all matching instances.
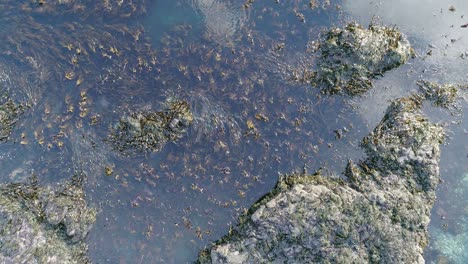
[430,172,468,263]
[110,98,193,153]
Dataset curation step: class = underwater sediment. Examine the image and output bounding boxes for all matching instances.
[197,84,467,263]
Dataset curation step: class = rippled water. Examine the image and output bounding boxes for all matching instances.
[0,0,466,263]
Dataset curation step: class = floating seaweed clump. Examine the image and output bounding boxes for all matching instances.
[416,80,467,110]
[110,98,193,153]
[310,23,414,96]
[197,91,451,263]
[0,175,96,263]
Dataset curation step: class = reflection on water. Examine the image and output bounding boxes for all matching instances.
[0,0,465,263]
[190,0,248,45]
[146,0,248,47]
[145,0,202,47]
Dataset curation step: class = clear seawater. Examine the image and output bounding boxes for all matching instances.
[0,0,466,263]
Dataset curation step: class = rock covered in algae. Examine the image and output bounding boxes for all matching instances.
[0,175,96,263]
[312,23,414,96]
[110,98,193,153]
[0,95,28,141]
[197,92,452,263]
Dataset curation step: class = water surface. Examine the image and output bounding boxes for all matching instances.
[0,0,466,263]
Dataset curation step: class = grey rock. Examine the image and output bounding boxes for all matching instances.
[311,23,414,96]
[0,175,96,263]
[198,90,458,263]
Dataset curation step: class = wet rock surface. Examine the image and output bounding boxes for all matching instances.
[110,98,193,153]
[310,23,414,96]
[197,88,462,263]
[0,175,96,263]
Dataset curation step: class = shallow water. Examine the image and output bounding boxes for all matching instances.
[344,1,468,263]
[0,0,466,263]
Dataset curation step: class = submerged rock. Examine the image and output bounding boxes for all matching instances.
[197,91,451,263]
[110,98,193,153]
[430,172,468,263]
[0,175,96,263]
[311,23,414,96]
[0,95,28,141]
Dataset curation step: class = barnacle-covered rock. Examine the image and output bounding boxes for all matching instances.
[312,23,414,96]
[110,98,193,153]
[0,175,96,263]
[197,92,450,263]
[360,96,443,192]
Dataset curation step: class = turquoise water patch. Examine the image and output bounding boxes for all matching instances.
[144,0,203,47]
[427,171,468,263]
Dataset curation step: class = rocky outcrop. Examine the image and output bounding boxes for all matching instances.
[110,98,193,153]
[311,23,414,96]
[197,85,465,263]
[0,175,96,263]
